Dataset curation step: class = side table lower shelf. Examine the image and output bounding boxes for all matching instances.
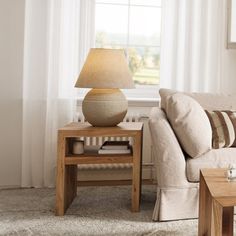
[65,154,133,165]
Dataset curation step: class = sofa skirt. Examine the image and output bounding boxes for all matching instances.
[152,185,199,221]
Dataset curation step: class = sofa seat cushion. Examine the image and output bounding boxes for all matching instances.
[186,148,236,182]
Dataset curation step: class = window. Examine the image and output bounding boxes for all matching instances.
[95,0,162,91]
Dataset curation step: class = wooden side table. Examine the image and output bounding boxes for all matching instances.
[55,122,143,216]
[198,168,236,236]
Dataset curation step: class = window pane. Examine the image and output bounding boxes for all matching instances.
[128,47,160,85]
[129,6,161,46]
[95,4,128,47]
[96,0,128,4]
[130,0,161,7]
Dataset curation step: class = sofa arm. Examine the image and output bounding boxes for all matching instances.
[149,107,189,187]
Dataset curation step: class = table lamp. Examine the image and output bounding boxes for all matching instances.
[75,48,135,127]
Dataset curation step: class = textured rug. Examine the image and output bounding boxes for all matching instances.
[0,185,199,236]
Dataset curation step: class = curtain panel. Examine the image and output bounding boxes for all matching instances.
[160,0,225,92]
[22,0,95,187]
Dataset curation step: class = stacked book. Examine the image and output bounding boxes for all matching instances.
[98,141,131,154]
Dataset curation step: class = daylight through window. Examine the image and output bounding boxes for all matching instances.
[95,0,162,85]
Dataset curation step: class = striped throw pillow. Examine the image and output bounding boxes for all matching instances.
[205,111,236,149]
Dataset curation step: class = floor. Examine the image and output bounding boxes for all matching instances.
[0,185,200,235]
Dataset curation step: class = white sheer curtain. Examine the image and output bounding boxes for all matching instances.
[160,0,225,92]
[22,0,95,187]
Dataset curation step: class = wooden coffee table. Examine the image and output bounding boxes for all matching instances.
[198,168,236,236]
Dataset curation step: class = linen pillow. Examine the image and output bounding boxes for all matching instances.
[159,88,178,111]
[166,93,212,158]
[205,111,236,148]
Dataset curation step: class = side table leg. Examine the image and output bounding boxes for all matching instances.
[131,132,142,212]
[212,198,223,236]
[55,134,77,216]
[64,165,77,211]
[198,171,212,236]
[222,206,234,236]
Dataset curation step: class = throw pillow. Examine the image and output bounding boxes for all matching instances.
[159,88,178,111]
[166,93,212,158]
[205,110,236,148]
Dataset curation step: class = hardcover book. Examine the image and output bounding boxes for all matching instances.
[98,148,131,154]
[101,141,130,150]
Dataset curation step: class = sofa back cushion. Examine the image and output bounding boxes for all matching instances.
[205,110,236,148]
[166,93,212,158]
[160,88,236,111]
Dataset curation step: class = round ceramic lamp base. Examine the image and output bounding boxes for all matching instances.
[82,88,128,127]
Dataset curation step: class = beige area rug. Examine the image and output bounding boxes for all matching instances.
[0,185,199,235]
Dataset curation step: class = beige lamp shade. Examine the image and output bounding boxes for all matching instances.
[75,48,134,89]
[74,48,134,126]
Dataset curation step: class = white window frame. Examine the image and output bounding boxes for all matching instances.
[95,0,161,100]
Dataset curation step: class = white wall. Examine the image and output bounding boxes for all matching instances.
[0,0,25,187]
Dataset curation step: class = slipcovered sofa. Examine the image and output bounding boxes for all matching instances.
[149,89,236,221]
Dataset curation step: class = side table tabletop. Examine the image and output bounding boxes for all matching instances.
[198,168,236,236]
[55,122,143,216]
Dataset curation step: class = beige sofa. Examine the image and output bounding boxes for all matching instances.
[149,89,236,221]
